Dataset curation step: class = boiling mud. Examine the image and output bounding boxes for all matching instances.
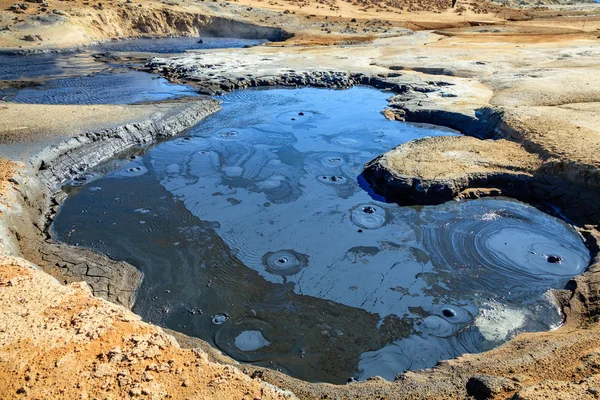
[52,87,590,383]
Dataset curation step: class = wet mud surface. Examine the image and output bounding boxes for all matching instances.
[51,87,590,383]
[0,37,263,104]
[89,37,267,53]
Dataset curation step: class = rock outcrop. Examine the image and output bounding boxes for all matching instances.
[33,97,221,190]
[362,136,542,205]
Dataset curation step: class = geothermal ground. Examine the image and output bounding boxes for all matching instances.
[1,0,600,399]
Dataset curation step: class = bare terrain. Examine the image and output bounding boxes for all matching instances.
[1,0,600,399]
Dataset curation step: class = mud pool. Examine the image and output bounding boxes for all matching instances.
[89,37,267,53]
[0,37,263,104]
[51,87,591,383]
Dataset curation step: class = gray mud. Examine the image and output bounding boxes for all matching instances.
[0,37,264,104]
[52,87,590,383]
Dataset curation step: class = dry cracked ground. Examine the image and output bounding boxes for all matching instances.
[2,0,600,398]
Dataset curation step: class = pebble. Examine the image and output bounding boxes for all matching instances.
[143,371,154,381]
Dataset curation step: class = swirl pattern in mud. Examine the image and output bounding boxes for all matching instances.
[53,87,590,383]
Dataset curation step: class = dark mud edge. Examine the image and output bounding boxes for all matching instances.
[7,97,221,310]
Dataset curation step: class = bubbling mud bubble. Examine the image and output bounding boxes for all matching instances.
[234,330,271,352]
[320,154,345,168]
[434,304,476,324]
[442,309,455,318]
[217,130,239,139]
[417,304,476,337]
[214,319,279,363]
[211,313,230,325]
[350,204,387,229]
[276,110,319,125]
[418,199,589,291]
[417,316,457,337]
[319,175,348,184]
[124,166,148,177]
[111,161,148,178]
[546,255,563,264]
[263,250,308,276]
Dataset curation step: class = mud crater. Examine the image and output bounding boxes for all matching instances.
[51,87,590,383]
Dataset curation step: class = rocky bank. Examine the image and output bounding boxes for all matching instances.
[1,97,221,309]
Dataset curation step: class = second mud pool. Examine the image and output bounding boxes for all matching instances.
[52,87,591,383]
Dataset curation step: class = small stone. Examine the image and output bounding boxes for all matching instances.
[146,364,158,372]
[16,387,27,394]
[21,34,38,42]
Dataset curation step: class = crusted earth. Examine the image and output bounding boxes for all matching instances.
[2,0,600,399]
[0,255,295,399]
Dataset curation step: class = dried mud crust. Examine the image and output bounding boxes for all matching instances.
[26,240,143,309]
[33,97,222,188]
[0,258,294,400]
